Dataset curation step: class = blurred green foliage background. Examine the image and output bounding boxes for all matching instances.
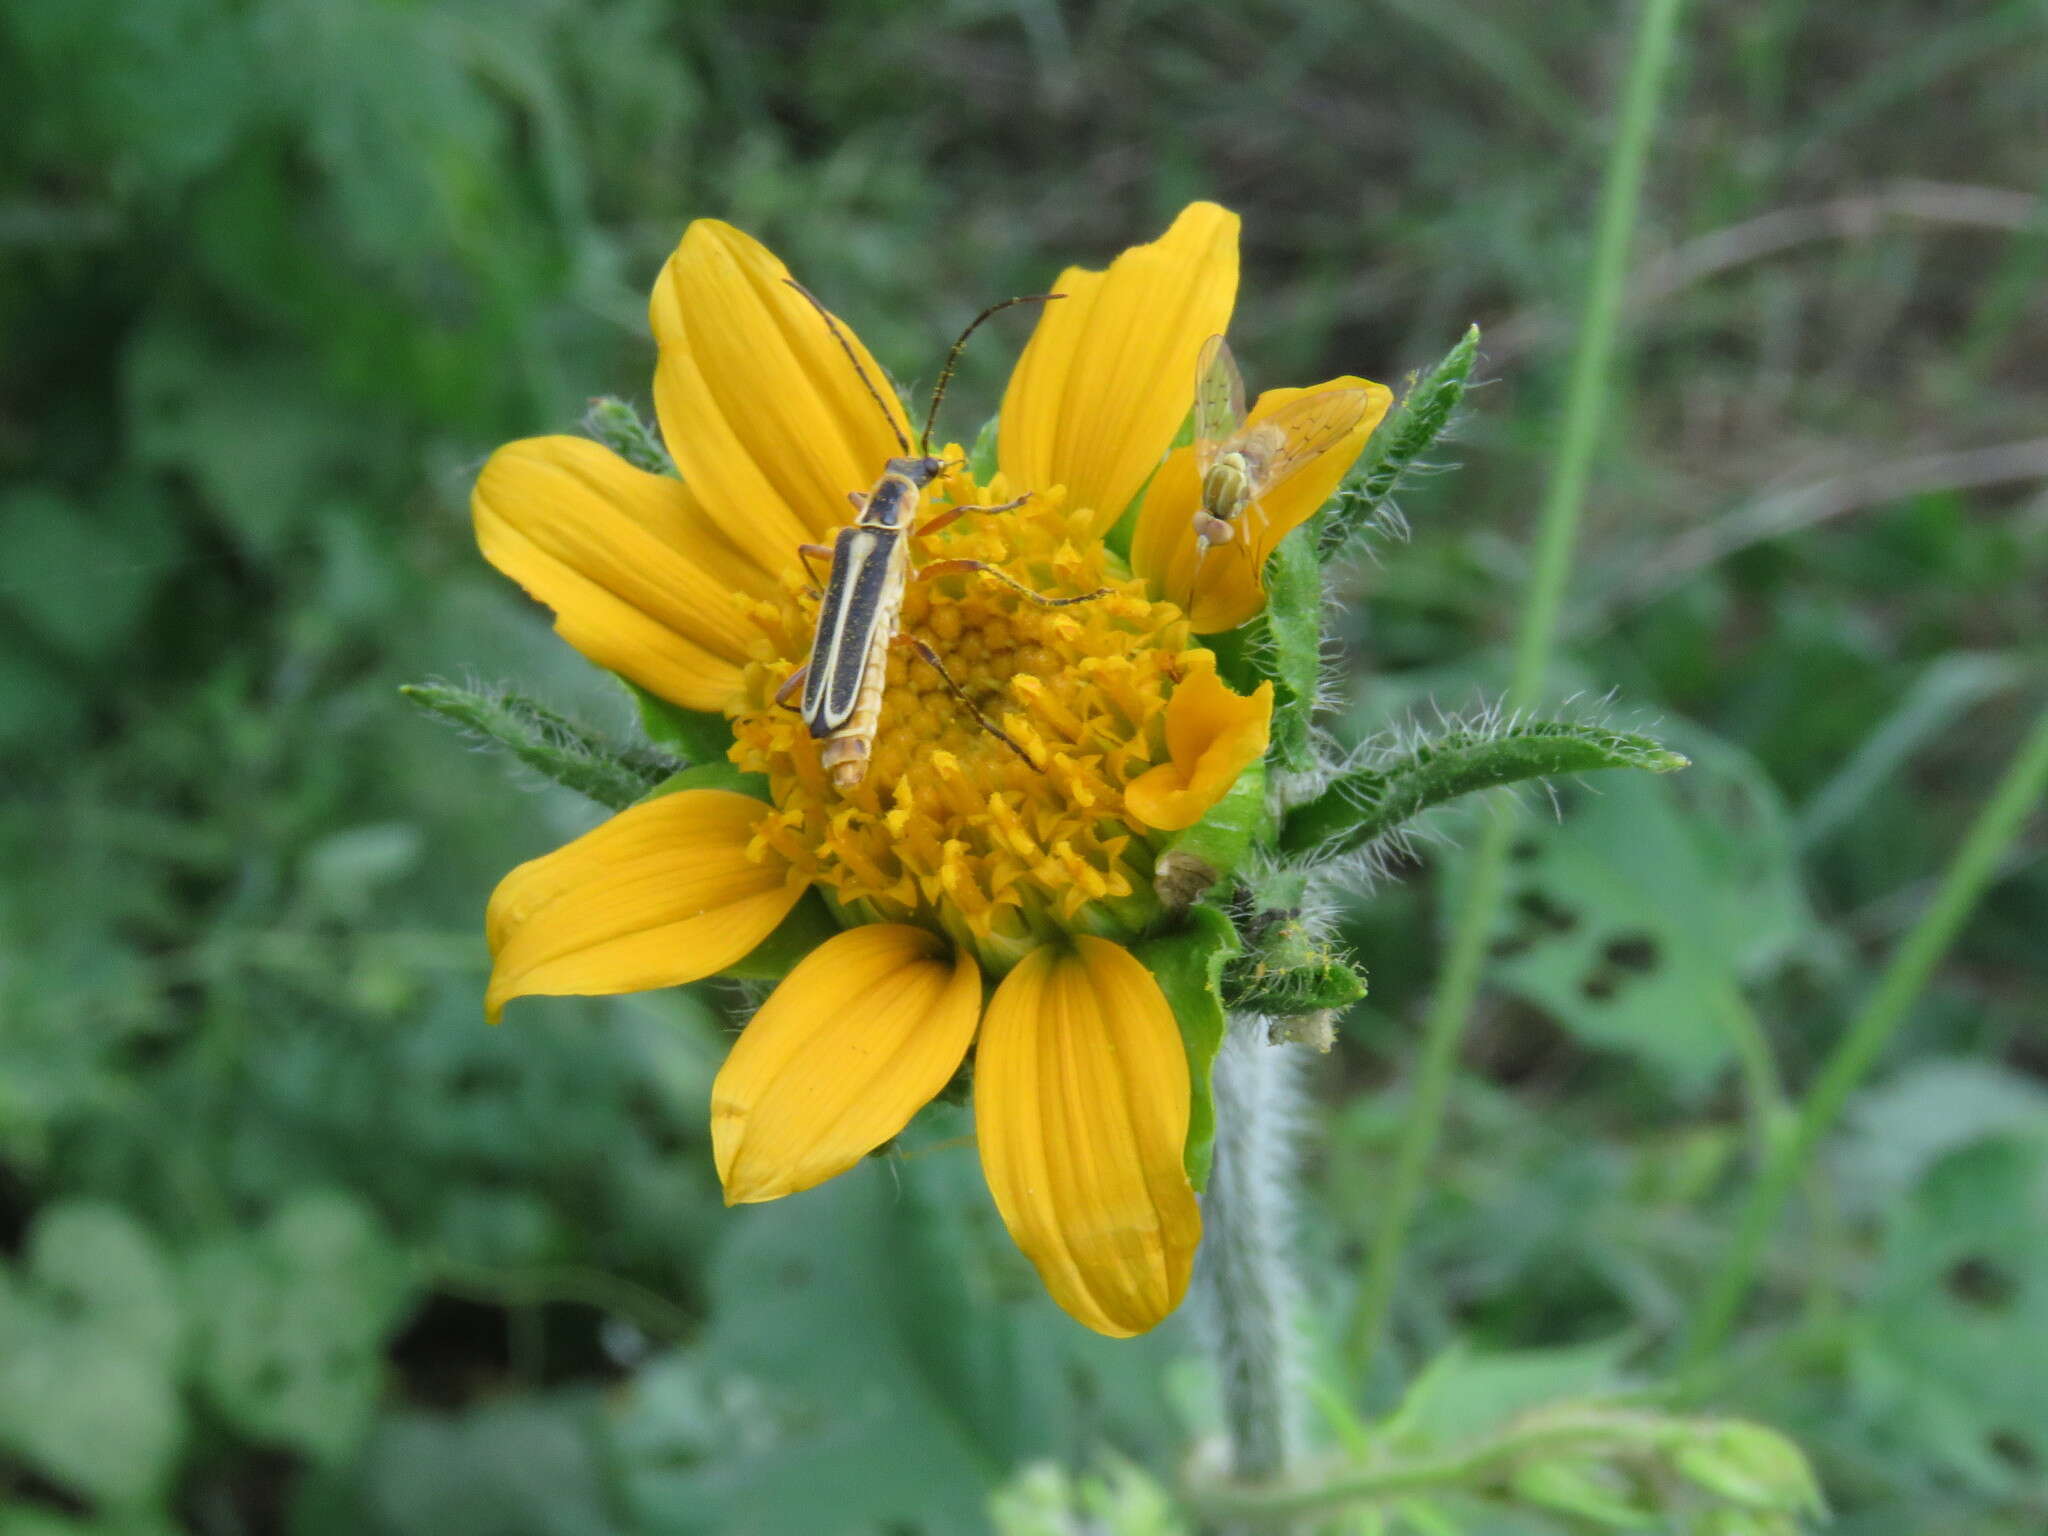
[2,1,2044,1532]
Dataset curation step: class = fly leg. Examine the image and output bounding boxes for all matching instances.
[892,633,1041,772]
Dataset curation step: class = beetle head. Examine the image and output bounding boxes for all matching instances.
[885,455,948,487]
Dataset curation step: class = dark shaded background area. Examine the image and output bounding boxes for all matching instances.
[1,2,2043,1533]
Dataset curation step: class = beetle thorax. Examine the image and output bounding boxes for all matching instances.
[859,473,918,529]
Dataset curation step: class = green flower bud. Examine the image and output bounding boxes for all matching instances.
[1673,1421,1824,1514]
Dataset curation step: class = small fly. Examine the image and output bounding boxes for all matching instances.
[773,283,1105,791]
[1190,334,1376,582]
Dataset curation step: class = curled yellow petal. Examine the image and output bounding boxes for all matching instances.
[486,790,802,1022]
[474,436,775,713]
[649,219,911,575]
[974,937,1201,1337]
[1130,376,1391,633]
[1124,654,1272,831]
[713,926,980,1205]
[999,203,1239,541]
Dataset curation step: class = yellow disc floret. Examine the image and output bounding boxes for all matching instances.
[731,475,1200,972]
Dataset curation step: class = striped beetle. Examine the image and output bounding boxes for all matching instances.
[773,283,1104,791]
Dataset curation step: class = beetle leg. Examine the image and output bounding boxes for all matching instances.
[915,558,1107,608]
[913,493,1030,540]
[797,542,834,593]
[893,633,1041,772]
[773,662,811,711]
[846,490,868,512]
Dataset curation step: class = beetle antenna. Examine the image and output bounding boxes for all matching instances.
[921,293,1064,455]
[784,279,910,455]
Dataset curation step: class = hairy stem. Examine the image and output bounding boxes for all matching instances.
[1198,1014,1310,1485]
[1279,721,1685,857]
[1345,0,1687,1378]
[1680,703,2048,1379]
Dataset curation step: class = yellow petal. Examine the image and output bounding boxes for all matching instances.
[649,220,912,575]
[486,789,803,1021]
[713,926,980,1204]
[974,937,1201,1337]
[999,204,1239,541]
[1124,653,1272,831]
[474,436,776,713]
[1130,376,1391,633]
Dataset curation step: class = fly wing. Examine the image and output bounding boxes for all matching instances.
[1193,334,1246,473]
[1243,387,1376,500]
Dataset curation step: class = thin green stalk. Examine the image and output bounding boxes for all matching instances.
[1187,1414,1644,1525]
[1680,704,2048,1378]
[1345,811,1512,1372]
[1715,983,1790,1170]
[1345,0,1687,1377]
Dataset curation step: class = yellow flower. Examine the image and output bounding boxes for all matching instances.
[474,205,1278,1337]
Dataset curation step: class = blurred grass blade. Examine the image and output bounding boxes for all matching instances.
[401,681,676,809]
[1794,651,2022,848]
[1371,0,1582,139]
[1681,702,2048,1381]
[1347,0,1688,1378]
[1322,324,1480,558]
[1281,721,1686,857]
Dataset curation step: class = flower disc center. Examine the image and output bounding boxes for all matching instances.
[732,484,1195,971]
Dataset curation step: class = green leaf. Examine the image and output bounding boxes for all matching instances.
[640,760,770,801]
[1850,1135,2048,1493]
[1135,905,1241,1188]
[299,822,424,923]
[0,487,170,660]
[0,1203,185,1510]
[1837,1059,2048,1210]
[1322,325,1480,559]
[125,323,371,557]
[402,681,675,810]
[1442,730,1814,1095]
[1281,720,1688,857]
[186,1191,415,1465]
[581,395,676,476]
[624,678,736,764]
[1209,526,1322,770]
[616,1138,1182,1532]
[724,890,843,981]
[1387,1337,1630,1446]
[9,0,255,190]
[296,1397,619,1536]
